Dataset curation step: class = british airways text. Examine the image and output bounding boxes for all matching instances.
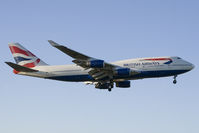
[124,62,160,67]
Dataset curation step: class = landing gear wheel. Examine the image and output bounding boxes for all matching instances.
[173,80,177,84]
[173,75,177,84]
[108,80,113,92]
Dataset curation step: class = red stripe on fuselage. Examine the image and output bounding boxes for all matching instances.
[144,58,172,61]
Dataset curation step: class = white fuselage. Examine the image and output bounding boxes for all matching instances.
[18,56,194,82]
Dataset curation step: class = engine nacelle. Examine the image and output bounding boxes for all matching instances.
[116,81,130,88]
[114,68,130,76]
[86,60,105,68]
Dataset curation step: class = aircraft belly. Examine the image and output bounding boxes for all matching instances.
[46,70,93,82]
[46,69,190,82]
[47,74,94,82]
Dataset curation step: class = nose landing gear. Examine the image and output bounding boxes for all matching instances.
[173,75,177,84]
[108,81,114,92]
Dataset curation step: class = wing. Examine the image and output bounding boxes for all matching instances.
[48,40,139,81]
[48,40,91,60]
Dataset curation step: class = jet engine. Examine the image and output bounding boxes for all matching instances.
[116,81,130,88]
[114,68,131,76]
[86,60,105,68]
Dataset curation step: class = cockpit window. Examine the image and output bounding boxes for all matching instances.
[177,57,181,59]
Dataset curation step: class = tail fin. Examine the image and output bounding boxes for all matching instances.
[8,43,48,68]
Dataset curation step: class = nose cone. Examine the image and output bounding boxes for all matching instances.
[178,58,194,71]
[186,61,195,71]
[190,63,195,70]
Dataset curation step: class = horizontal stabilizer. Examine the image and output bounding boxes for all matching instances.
[5,62,38,72]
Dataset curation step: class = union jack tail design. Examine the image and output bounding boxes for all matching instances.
[8,43,48,68]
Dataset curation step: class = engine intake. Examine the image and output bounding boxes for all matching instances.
[116,81,130,88]
[87,60,104,68]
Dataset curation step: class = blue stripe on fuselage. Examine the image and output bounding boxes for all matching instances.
[46,70,190,82]
[47,74,94,81]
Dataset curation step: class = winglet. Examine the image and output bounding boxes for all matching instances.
[48,40,61,47]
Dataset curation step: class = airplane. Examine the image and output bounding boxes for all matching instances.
[5,40,194,91]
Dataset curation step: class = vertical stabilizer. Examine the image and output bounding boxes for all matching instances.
[8,43,48,68]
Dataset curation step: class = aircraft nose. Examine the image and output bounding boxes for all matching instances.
[190,63,195,70]
[188,62,195,70]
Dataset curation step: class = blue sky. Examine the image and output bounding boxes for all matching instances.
[0,0,199,133]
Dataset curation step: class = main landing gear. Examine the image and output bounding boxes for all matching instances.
[173,75,177,84]
[95,80,113,92]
